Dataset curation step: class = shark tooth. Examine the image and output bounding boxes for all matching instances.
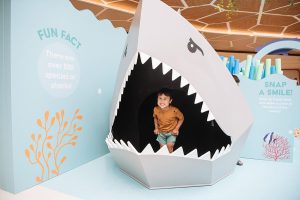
[105,138,112,148]
[201,102,209,113]
[123,71,130,84]
[194,93,203,104]
[116,101,120,110]
[120,140,129,150]
[219,146,226,157]
[180,77,188,88]
[133,52,138,65]
[114,139,123,149]
[156,145,169,155]
[126,69,133,80]
[107,132,113,139]
[151,57,161,69]
[118,93,122,103]
[140,52,150,64]
[224,144,231,154]
[106,138,116,148]
[141,143,154,154]
[187,85,196,96]
[212,149,220,160]
[171,147,184,156]
[172,69,180,81]
[199,151,211,160]
[207,112,215,121]
[186,149,198,158]
[162,63,171,75]
[117,87,123,102]
[110,139,117,148]
[127,62,134,76]
[127,141,138,154]
[114,108,118,117]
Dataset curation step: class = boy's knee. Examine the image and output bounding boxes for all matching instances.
[166,143,174,153]
[167,143,174,148]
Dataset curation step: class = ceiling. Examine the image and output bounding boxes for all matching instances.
[70,0,300,55]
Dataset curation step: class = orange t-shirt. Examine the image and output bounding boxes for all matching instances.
[153,106,184,133]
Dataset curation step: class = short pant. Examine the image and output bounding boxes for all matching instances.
[156,132,177,145]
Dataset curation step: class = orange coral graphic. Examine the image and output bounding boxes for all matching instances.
[25,109,83,183]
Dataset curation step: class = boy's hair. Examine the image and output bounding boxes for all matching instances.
[232,74,240,84]
[157,88,173,99]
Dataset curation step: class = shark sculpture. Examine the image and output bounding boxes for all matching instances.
[106,0,253,189]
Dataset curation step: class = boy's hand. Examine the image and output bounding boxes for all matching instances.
[154,129,159,135]
[172,129,179,135]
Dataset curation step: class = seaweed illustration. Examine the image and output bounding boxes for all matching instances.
[263,133,290,161]
[25,109,83,183]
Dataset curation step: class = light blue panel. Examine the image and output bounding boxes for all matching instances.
[0,0,14,193]
[10,0,127,192]
[240,74,300,162]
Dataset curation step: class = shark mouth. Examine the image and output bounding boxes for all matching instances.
[108,52,232,159]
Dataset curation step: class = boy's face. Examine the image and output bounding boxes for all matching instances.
[157,94,172,109]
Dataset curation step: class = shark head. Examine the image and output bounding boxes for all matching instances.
[106,0,253,188]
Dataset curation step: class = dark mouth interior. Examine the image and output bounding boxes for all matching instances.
[112,53,231,157]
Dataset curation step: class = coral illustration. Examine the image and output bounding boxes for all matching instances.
[294,128,300,139]
[25,109,83,183]
[263,133,290,161]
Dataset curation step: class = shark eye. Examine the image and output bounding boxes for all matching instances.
[187,38,204,56]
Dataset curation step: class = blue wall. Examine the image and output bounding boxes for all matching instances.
[1,0,127,193]
[0,0,14,192]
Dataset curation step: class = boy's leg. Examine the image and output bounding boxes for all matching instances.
[166,133,177,153]
[159,143,164,148]
[166,142,174,153]
[156,133,167,148]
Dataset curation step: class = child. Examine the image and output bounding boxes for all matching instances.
[153,88,184,153]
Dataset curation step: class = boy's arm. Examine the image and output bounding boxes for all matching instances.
[154,117,159,134]
[154,117,158,129]
[153,107,159,134]
[172,118,183,135]
[172,109,184,135]
[174,118,183,131]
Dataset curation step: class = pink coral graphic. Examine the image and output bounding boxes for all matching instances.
[263,133,290,161]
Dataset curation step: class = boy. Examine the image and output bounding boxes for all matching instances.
[153,88,184,153]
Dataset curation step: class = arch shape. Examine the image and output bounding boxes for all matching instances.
[240,40,300,69]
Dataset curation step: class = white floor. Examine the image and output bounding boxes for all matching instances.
[2,141,300,200]
[0,186,78,200]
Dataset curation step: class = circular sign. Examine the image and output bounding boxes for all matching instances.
[38,43,80,98]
